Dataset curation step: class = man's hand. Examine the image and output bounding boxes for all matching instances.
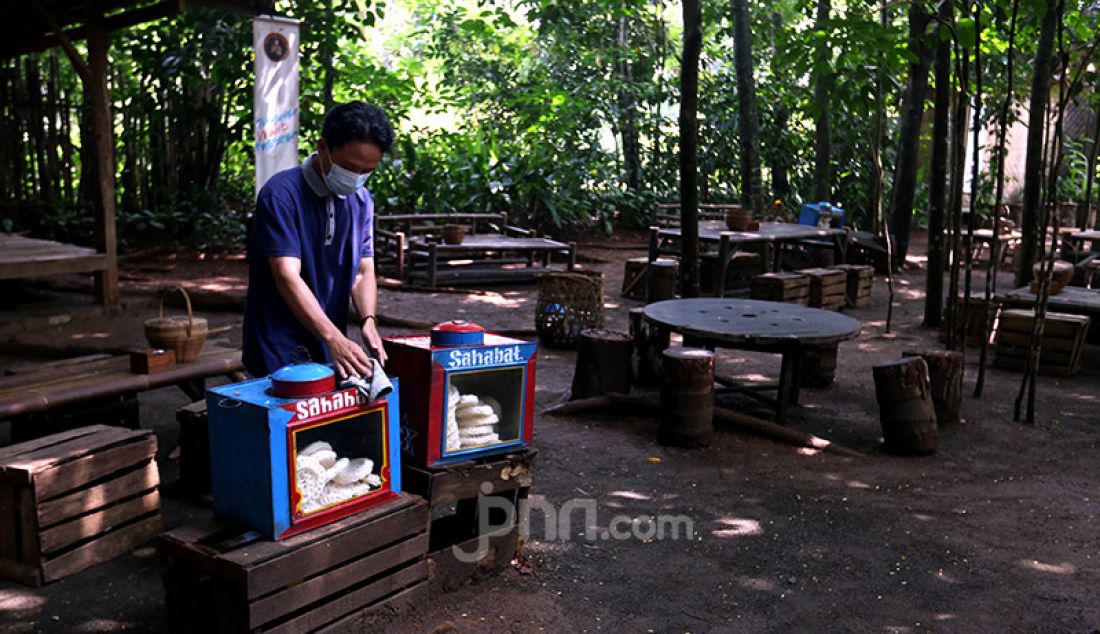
[361,320,388,366]
[325,332,374,380]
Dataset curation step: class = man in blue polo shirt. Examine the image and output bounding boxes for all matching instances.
[243,101,394,379]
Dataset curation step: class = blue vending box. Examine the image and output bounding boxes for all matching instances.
[206,363,401,540]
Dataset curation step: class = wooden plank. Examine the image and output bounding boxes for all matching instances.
[17,487,41,569]
[39,490,160,553]
[311,578,428,634]
[248,533,428,629]
[0,426,111,464]
[0,253,109,280]
[405,450,537,506]
[0,481,16,561]
[239,497,427,599]
[995,330,1081,352]
[37,460,159,527]
[40,513,163,583]
[0,557,43,586]
[30,436,157,499]
[0,427,148,478]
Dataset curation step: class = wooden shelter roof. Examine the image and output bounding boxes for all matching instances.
[0,0,274,60]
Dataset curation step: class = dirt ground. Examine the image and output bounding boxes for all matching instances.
[1,230,1098,633]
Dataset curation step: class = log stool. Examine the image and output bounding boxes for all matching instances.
[571,329,633,400]
[629,308,669,388]
[798,267,847,311]
[834,264,874,308]
[622,257,677,300]
[901,349,963,424]
[659,348,715,448]
[799,343,838,389]
[872,357,938,455]
[646,259,679,303]
[751,272,809,305]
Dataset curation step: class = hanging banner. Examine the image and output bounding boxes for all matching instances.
[254,15,301,196]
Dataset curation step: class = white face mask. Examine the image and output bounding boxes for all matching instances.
[322,148,372,196]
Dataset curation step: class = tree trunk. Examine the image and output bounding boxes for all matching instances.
[732,0,763,215]
[660,348,715,447]
[888,3,934,265]
[902,349,963,424]
[770,11,790,204]
[679,0,703,297]
[617,14,642,193]
[812,0,832,203]
[1015,0,1059,287]
[924,0,953,327]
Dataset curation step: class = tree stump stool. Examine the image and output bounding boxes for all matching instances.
[872,357,938,455]
[571,329,633,400]
[659,348,715,448]
[799,343,838,388]
[629,308,669,388]
[901,349,963,424]
[646,259,679,303]
[622,257,677,300]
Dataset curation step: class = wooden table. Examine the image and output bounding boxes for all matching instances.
[997,287,1100,342]
[643,298,861,422]
[649,222,847,295]
[0,233,109,280]
[407,234,576,287]
[0,346,245,439]
[962,228,1023,268]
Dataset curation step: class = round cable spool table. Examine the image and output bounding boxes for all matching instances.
[642,298,861,423]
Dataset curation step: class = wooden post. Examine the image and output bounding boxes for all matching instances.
[872,357,938,455]
[659,348,714,447]
[629,308,669,388]
[646,259,678,303]
[395,231,406,280]
[799,343,838,388]
[570,329,633,400]
[901,349,963,424]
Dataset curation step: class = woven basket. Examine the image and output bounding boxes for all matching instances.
[535,271,604,348]
[144,286,208,363]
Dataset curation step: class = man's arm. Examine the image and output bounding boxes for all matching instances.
[269,256,373,379]
[352,256,387,365]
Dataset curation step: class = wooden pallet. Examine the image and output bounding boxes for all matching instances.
[159,494,429,633]
[993,309,1091,377]
[402,449,536,592]
[798,268,847,311]
[0,425,162,586]
[750,272,810,305]
[834,264,874,308]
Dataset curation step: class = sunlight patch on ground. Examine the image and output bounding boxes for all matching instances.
[461,293,525,308]
[710,517,762,538]
[846,480,871,489]
[934,613,957,621]
[0,588,46,614]
[1019,559,1077,574]
[609,490,652,501]
[736,576,776,592]
[70,332,110,340]
[74,620,137,632]
[911,513,934,521]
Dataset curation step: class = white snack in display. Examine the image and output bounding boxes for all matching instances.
[456,404,494,418]
[457,423,496,436]
[295,446,385,514]
[334,457,374,485]
[311,449,338,468]
[300,441,333,457]
[457,413,498,427]
[460,432,500,446]
[445,384,462,452]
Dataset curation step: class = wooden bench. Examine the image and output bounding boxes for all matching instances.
[651,202,741,228]
[374,212,532,280]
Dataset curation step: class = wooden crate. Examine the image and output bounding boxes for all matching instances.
[159,494,429,633]
[621,257,677,300]
[403,449,535,592]
[0,425,162,586]
[993,309,1091,376]
[834,264,874,308]
[750,272,810,305]
[798,268,847,311]
[175,400,211,498]
[701,251,762,295]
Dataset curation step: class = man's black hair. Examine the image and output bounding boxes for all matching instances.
[321,101,395,153]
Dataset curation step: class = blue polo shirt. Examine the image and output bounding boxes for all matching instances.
[242,155,375,376]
